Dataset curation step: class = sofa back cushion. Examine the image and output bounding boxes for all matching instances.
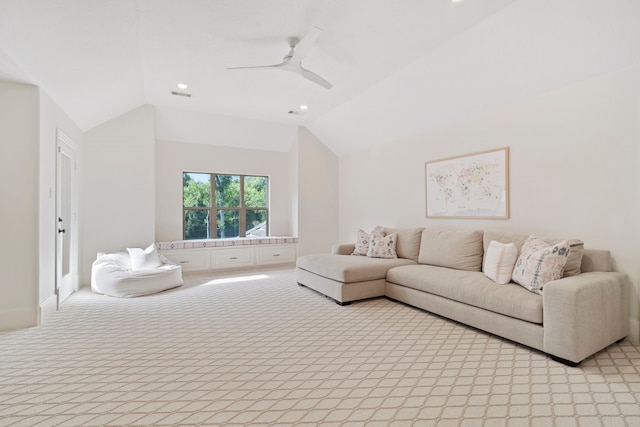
[382,227,424,262]
[482,231,529,255]
[557,240,584,277]
[482,230,584,277]
[418,229,484,271]
[580,249,612,272]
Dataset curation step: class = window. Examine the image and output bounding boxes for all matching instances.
[183,172,268,239]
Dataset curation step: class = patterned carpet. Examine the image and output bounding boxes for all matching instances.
[1,268,639,427]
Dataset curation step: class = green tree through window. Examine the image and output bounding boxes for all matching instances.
[183,172,268,239]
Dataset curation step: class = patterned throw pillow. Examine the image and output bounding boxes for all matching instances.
[352,227,385,256]
[483,240,518,285]
[512,235,570,294]
[367,232,398,259]
[352,229,371,256]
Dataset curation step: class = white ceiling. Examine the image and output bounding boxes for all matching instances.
[1,0,639,155]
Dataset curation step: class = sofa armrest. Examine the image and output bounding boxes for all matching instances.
[332,243,355,255]
[543,272,629,363]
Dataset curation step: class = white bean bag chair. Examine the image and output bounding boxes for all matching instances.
[91,246,183,298]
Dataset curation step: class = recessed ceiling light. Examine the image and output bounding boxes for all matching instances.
[451,0,464,3]
[299,104,309,110]
[177,83,188,89]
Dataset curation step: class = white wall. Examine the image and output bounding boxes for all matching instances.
[0,81,39,330]
[0,81,84,331]
[82,105,156,284]
[155,140,292,241]
[38,90,83,321]
[338,66,640,342]
[156,107,297,153]
[293,127,339,256]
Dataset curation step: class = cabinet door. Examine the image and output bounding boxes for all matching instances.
[256,245,296,265]
[211,247,254,269]
[161,249,210,272]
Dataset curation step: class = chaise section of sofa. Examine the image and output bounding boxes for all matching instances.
[296,227,423,305]
[297,253,414,304]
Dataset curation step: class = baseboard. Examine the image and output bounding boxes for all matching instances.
[39,295,58,325]
[0,307,37,332]
[629,317,640,344]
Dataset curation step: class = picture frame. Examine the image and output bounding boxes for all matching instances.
[425,147,509,219]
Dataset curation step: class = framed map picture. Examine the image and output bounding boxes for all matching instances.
[425,147,509,219]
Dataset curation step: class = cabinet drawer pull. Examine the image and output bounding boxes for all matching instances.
[230,256,238,260]
[273,253,281,257]
[179,261,189,264]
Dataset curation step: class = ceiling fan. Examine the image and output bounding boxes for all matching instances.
[228,26,332,90]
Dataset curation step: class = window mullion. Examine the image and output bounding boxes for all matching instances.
[210,173,216,239]
[239,175,246,237]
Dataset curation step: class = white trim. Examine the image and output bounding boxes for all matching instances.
[0,307,37,332]
[56,129,79,305]
[39,295,58,325]
[56,128,78,151]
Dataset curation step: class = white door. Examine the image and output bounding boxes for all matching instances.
[56,130,77,308]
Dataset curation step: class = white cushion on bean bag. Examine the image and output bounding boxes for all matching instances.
[127,244,162,271]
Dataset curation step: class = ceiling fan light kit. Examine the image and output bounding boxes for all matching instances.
[228,26,332,90]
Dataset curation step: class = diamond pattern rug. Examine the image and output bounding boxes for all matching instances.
[1,268,639,426]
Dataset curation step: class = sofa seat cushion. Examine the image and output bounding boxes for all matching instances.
[297,254,415,283]
[386,265,543,324]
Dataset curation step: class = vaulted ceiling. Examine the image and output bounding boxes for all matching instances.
[1,0,639,155]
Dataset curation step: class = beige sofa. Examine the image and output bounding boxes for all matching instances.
[296,228,629,366]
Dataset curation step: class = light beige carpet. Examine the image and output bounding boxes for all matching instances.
[1,268,639,427]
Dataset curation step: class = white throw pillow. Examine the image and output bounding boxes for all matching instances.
[367,232,398,259]
[512,235,570,294]
[483,240,518,285]
[127,244,162,271]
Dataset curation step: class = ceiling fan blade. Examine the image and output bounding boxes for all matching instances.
[291,26,322,63]
[227,63,285,70]
[300,66,333,89]
[227,26,330,89]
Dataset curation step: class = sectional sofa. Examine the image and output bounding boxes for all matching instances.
[296,227,629,365]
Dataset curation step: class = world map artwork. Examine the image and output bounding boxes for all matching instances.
[426,148,509,218]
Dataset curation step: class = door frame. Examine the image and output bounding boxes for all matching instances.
[56,129,78,308]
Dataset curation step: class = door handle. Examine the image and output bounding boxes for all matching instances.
[58,228,66,234]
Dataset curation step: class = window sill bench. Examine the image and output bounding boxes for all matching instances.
[157,237,298,272]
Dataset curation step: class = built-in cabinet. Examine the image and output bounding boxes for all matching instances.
[255,244,296,265]
[161,244,296,273]
[161,249,210,272]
